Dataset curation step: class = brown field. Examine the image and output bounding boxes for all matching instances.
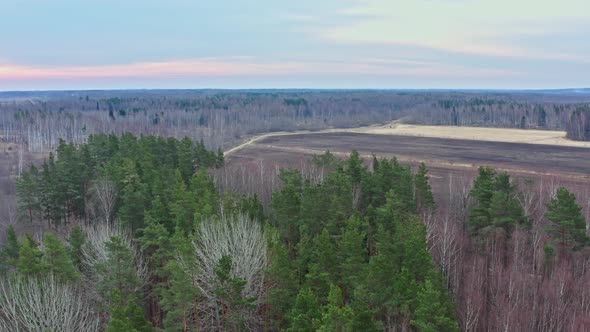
[220,131,590,217]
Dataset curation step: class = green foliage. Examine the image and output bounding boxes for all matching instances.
[270,152,457,331]
[266,234,297,329]
[106,289,152,332]
[316,285,354,332]
[15,133,221,232]
[214,255,257,331]
[160,260,197,332]
[67,225,86,269]
[415,162,435,212]
[43,233,79,282]
[2,226,20,267]
[411,279,459,332]
[16,169,41,223]
[545,187,588,249]
[13,137,459,331]
[468,167,526,235]
[16,236,46,276]
[286,288,321,332]
[97,236,141,304]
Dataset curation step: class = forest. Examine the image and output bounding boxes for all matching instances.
[4,134,459,331]
[2,131,589,331]
[1,90,590,155]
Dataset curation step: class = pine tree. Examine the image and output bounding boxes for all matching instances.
[106,289,151,332]
[16,168,41,223]
[468,167,497,232]
[170,170,197,234]
[16,236,46,276]
[316,284,354,332]
[214,255,256,331]
[271,170,303,254]
[118,167,148,232]
[3,225,20,266]
[97,236,141,303]
[339,216,367,296]
[190,168,218,225]
[67,225,86,270]
[177,137,194,184]
[414,162,435,212]
[488,190,525,232]
[286,288,321,332]
[411,279,459,332]
[545,187,588,249]
[469,168,525,234]
[266,232,297,330]
[302,229,336,301]
[160,260,197,332]
[43,233,79,282]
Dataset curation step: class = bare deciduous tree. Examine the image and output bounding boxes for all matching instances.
[0,275,101,332]
[87,177,118,224]
[81,223,147,284]
[177,214,267,332]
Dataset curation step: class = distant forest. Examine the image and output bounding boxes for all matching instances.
[1,90,590,153]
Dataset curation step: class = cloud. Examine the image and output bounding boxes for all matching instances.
[0,56,521,84]
[316,0,590,63]
[0,58,306,80]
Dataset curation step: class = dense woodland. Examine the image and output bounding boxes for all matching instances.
[3,135,458,331]
[1,132,589,331]
[1,90,590,154]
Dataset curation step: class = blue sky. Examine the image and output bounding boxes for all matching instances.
[0,0,588,90]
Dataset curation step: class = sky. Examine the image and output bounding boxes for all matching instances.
[0,0,588,90]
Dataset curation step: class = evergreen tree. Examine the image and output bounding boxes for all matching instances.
[170,170,197,234]
[266,233,297,330]
[286,287,321,332]
[160,260,197,332]
[16,168,41,223]
[67,225,86,270]
[3,225,20,266]
[301,229,336,301]
[43,233,79,282]
[468,167,497,232]
[271,170,303,253]
[469,168,525,234]
[316,284,354,332]
[545,187,588,249]
[106,289,151,332]
[190,169,218,224]
[411,280,459,332]
[414,162,435,212]
[97,236,141,303]
[214,255,256,331]
[16,236,46,276]
[339,216,367,295]
[118,164,148,232]
[177,137,194,184]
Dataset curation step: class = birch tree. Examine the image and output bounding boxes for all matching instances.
[0,275,101,332]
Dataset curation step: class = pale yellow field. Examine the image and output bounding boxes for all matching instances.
[350,123,590,148]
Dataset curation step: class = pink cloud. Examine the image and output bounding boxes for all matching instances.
[0,57,521,83]
[0,58,306,81]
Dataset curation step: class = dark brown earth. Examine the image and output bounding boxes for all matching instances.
[220,132,590,216]
[256,132,590,177]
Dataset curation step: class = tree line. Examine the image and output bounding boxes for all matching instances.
[2,91,590,155]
